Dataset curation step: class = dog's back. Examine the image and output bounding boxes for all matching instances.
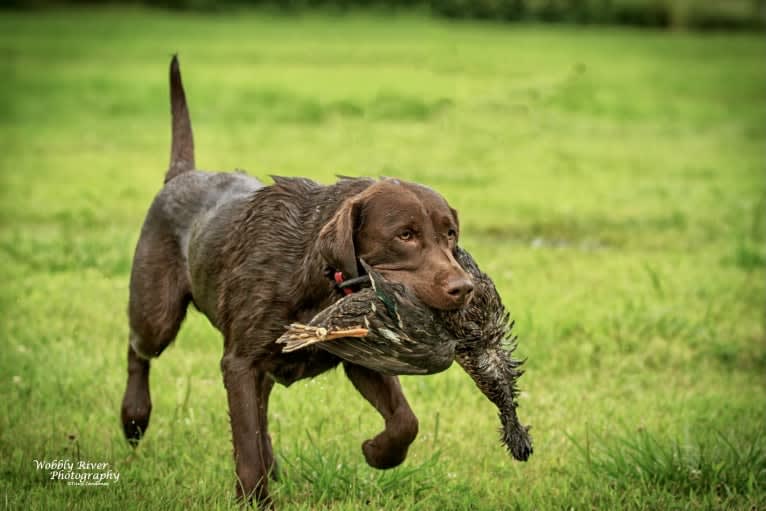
[141,171,261,319]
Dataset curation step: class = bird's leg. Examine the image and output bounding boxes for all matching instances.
[277,325,368,353]
[343,363,418,469]
[324,327,368,339]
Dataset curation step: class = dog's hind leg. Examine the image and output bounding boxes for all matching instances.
[121,234,191,444]
[344,363,419,469]
[121,54,197,446]
[121,340,152,444]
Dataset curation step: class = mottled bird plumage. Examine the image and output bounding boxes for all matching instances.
[278,260,456,375]
[276,248,533,461]
[439,248,532,461]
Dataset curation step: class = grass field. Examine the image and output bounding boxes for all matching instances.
[1,7,765,510]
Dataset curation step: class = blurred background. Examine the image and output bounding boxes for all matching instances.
[1,1,764,510]
[5,0,766,31]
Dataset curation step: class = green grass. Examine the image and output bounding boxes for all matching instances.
[1,7,764,510]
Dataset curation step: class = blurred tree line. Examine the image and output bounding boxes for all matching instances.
[4,0,765,30]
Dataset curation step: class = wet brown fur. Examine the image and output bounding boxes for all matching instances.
[120,56,474,506]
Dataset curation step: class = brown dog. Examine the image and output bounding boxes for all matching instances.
[120,56,474,506]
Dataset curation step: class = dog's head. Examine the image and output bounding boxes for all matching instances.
[319,179,473,311]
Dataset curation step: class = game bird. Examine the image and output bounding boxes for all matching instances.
[277,248,533,461]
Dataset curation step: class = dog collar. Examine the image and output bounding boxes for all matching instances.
[332,271,371,296]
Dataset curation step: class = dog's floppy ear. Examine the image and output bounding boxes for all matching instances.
[450,206,461,240]
[450,207,460,232]
[318,198,360,278]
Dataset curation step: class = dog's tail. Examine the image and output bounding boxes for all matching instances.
[165,54,195,183]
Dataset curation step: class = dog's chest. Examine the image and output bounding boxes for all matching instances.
[264,347,342,387]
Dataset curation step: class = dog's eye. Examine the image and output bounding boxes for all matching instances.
[447,229,457,239]
[398,229,414,241]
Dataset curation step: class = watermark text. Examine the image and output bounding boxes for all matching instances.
[33,459,120,486]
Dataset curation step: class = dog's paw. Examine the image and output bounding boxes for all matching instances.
[121,416,150,446]
[362,439,408,469]
[120,400,151,446]
[269,458,280,482]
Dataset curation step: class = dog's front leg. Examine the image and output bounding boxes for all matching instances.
[221,351,275,507]
[343,363,419,469]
